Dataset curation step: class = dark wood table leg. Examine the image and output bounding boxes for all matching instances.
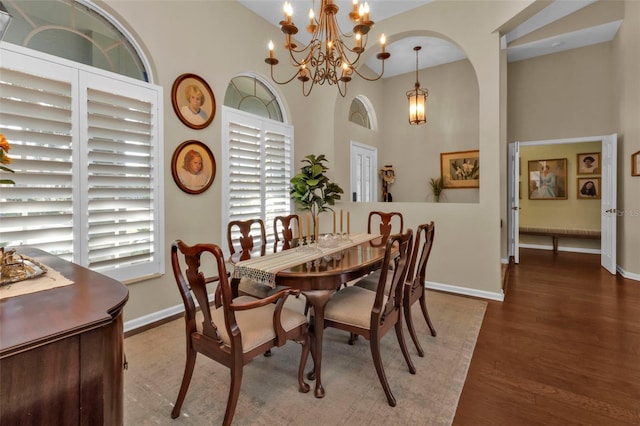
[302,289,334,398]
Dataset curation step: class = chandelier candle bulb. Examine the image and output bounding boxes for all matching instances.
[363,2,370,22]
[268,41,274,59]
[284,1,293,23]
[380,34,386,52]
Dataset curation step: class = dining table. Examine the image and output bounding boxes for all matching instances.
[230,233,388,398]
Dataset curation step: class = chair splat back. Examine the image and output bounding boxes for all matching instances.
[368,211,403,246]
[274,214,300,252]
[227,219,267,261]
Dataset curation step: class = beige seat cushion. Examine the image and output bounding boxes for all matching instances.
[196,296,307,353]
[324,286,387,329]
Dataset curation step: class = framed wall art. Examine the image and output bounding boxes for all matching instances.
[440,150,480,189]
[577,177,600,199]
[171,140,216,194]
[171,73,216,129]
[577,152,600,175]
[632,151,640,177]
[527,158,567,200]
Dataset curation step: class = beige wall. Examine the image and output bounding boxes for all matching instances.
[506,2,640,277]
[99,0,640,326]
[613,1,640,275]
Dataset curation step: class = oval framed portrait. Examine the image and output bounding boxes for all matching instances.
[171,73,216,130]
[171,140,216,194]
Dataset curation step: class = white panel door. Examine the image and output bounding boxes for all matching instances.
[600,133,617,274]
[508,142,520,263]
[350,142,377,203]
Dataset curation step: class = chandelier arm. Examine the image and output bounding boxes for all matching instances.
[350,59,385,82]
[269,65,304,85]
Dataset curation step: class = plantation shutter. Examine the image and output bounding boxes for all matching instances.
[0,45,163,281]
[222,107,293,252]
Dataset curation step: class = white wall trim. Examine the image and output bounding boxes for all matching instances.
[617,266,640,282]
[519,243,601,254]
[124,294,216,334]
[426,281,504,302]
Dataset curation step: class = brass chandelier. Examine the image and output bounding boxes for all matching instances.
[407,45,428,125]
[265,0,390,97]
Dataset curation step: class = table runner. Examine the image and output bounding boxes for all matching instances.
[0,265,74,300]
[233,233,379,288]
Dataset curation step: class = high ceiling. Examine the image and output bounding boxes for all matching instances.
[238,0,623,78]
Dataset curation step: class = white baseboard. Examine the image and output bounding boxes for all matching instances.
[426,281,504,302]
[519,243,600,254]
[124,302,184,334]
[617,266,640,282]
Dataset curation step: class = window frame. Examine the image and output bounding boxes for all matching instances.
[0,43,164,282]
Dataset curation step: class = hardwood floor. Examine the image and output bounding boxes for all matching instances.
[453,248,640,426]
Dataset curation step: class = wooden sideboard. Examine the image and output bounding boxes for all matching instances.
[0,248,129,425]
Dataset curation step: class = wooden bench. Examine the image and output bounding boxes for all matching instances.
[519,227,601,253]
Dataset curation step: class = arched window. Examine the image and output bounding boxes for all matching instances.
[221,75,292,249]
[224,75,284,122]
[348,95,377,130]
[0,1,163,282]
[1,0,150,81]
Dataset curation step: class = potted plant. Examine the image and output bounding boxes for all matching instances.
[429,177,443,202]
[290,154,344,238]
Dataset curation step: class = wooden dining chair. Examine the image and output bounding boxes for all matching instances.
[273,214,300,252]
[403,221,437,356]
[227,219,271,299]
[354,221,438,357]
[170,240,311,426]
[368,211,404,246]
[321,229,415,407]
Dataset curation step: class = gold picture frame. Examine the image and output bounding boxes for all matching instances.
[632,151,640,177]
[577,152,600,175]
[171,140,216,194]
[171,73,215,130]
[440,150,480,189]
[577,177,600,199]
[527,158,567,200]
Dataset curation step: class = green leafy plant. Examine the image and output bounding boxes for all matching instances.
[290,154,344,234]
[429,177,443,202]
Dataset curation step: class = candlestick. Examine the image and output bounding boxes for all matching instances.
[333,211,336,234]
[306,212,311,240]
[298,217,303,242]
[315,215,319,243]
[347,211,350,235]
[340,209,343,233]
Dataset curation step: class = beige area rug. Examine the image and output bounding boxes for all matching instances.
[123,291,486,426]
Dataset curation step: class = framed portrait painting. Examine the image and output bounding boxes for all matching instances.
[577,177,600,199]
[171,140,216,194]
[577,152,600,175]
[527,158,567,200]
[632,151,640,177]
[440,150,480,189]
[171,73,216,129]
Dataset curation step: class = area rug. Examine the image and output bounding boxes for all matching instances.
[123,291,487,426]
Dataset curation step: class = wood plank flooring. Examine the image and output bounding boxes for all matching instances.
[453,248,640,426]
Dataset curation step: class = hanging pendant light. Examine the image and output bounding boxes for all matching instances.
[406,46,428,125]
